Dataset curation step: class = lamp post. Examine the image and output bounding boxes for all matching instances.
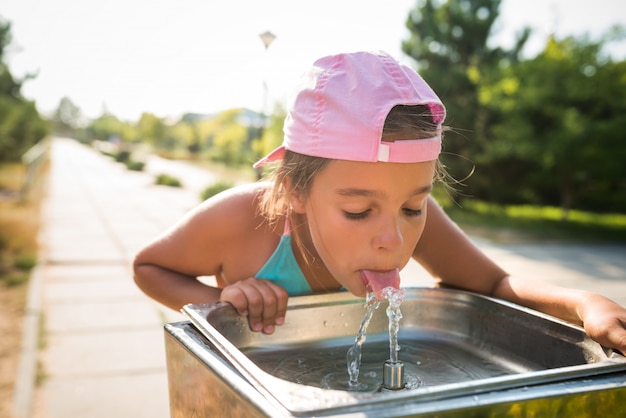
[259,30,276,51]
[256,31,276,179]
[258,31,276,118]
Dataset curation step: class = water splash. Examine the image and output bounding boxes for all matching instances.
[346,287,406,389]
[346,292,379,389]
[383,287,406,363]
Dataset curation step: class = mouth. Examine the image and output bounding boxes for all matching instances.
[359,268,401,300]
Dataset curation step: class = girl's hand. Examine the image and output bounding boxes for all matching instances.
[580,294,626,355]
[220,277,289,334]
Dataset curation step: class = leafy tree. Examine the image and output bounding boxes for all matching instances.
[0,19,48,162]
[402,0,529,191]
[87,113,123,142]
[252,104,286,178]
[119,120,139,143]
[254,103,286,159]
[211,109,249,165]
[0,21,22,99]
[137,112,168,149]
[51,96,84,136]
[0,98,49,161]
[167,120,193,155]
[479,34,626,215]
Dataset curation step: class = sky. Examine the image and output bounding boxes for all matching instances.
[2,0,626,122]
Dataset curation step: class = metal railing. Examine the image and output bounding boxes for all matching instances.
[20,138,50,201]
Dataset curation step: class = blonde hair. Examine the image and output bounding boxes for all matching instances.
[259,104,446,223]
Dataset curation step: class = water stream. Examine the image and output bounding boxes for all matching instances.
[346,287,406,389]
[383,287,406,363]
[346,292,380,389]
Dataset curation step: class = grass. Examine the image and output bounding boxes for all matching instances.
[200,180,234,201]
[0,163,43,286]
[0,160,47,411]
[154,173,183,187]
[438,193,626,243]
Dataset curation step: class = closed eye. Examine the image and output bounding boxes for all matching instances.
[403,208,422,217]
[344,209,370,220]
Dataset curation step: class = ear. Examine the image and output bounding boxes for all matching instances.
[289,190,306,214]
[283,177,306,214]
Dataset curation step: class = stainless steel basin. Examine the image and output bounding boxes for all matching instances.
[166,287,626,417]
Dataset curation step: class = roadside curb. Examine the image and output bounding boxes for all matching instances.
[12,163,50,418]
[12,259,43,418]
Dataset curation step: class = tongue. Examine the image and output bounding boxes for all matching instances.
[360,268,401,300]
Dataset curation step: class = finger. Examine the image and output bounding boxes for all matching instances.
[269,283,289,326]
[219,286,250,316]
[221,279,286,334]
[238,284,267,332]
[586,317,626,355]
[250,279,281,333]
[606,324,626,355]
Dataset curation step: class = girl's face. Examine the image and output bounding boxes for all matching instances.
[291,159,436,296]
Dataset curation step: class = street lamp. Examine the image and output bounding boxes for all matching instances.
[258,31,276,117]
[256,31,276,179]
[259,30,276,51]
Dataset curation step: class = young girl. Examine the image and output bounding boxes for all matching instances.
[133,51,626,353]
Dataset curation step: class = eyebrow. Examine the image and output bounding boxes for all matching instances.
[336,184,433,198]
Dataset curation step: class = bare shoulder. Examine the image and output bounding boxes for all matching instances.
[190,181,273,233]
[136,182,280,280]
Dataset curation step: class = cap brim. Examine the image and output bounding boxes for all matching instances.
[253,145,286,168]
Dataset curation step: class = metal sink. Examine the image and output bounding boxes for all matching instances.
[166,287,626,417]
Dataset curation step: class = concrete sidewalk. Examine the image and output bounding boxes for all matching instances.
[15,137,626,418]
[20,138,198,418]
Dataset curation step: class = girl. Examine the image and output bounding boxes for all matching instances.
[133,51,626,353]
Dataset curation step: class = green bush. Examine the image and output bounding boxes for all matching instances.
[114,150,131,163]
[3,271,29,287]
[14,253,36,270]
[155,174,182,187]
[200,180,234,201]
[125,160,145,171]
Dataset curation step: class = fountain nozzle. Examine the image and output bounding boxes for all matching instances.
[381,360,405,390]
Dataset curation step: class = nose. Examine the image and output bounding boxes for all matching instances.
[372,216,404,251]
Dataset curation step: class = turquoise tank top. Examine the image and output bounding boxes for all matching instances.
[255,217,313,296]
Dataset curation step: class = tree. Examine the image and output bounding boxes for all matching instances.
[169,120,197,156]
[137,112,168,149]
[0,98,48,161]
[255,103,286,160]
[51,96,84,136]
[0,19,48,162]
[479,34,626,215]
[0,21,22,99]
[87,113,124,142]
[210,109,250,165]
[402,0,529,192]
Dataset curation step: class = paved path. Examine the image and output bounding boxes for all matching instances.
[16,137,626,417]
[22,138,195,418]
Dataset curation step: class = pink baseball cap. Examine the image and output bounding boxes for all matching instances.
[254,51,446,168]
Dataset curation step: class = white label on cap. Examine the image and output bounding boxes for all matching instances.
[378,143,390,162]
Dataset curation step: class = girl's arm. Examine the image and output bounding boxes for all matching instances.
[414,196,626,353]
[133,184,289,333]
[491,274,626,352]
[133,188,240,310]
